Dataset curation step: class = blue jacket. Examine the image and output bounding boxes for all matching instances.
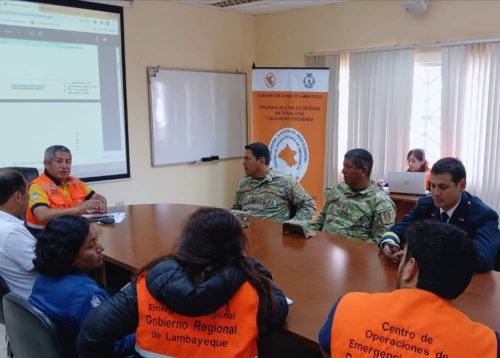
[29,273,135,358]
[77,258,289,358]
[380,191,500,272]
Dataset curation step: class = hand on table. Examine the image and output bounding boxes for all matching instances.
[382,243,402,263]
[79,198,107,215]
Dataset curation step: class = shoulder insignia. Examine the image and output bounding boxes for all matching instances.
[90,295,102,308]
[380,210,393,225]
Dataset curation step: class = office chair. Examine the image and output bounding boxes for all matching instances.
[3,292,61,358]
[0,274,9,324]
[3,167,39,183]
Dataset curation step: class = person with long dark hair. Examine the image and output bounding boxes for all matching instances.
[29,216,135,358]
[406,148,430,191]
[406,148,430,173]
[77,207,289,358]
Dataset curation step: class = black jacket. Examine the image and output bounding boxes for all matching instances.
[380,191,500,272]
[77,258,289,357]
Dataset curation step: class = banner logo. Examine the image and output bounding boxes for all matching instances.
[269,127,309,181]
[265,72,276,88]
[303,73,315,89]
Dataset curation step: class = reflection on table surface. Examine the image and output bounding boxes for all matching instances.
[96,204,500,344]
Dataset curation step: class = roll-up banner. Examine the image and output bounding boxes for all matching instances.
[251,68,329,209]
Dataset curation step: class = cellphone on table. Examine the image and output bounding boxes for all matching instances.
[390,245,401,254]
[85,215,115,224]
[99,216,115,224]
[282,222,306,236]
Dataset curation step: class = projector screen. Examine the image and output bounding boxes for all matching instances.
[0,0,130,181]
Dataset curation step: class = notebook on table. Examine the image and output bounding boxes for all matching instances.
[387,171,427,195]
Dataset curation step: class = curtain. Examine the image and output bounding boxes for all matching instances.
[442,42,500,211]
[337,53,350,183]
[305,53,340,189]
[347,49,415,181]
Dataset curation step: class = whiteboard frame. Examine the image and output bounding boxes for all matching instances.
[147,67,248,167]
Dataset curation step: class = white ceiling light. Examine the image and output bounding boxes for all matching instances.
[176,0,341,15]
[404,0,429,16]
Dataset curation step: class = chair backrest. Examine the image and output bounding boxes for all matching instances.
[0,274,10,324]
[3,292,61,358]
[3,167,39,183]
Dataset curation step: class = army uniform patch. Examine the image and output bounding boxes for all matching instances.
[379,210,393,225]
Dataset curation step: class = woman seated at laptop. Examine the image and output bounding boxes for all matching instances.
[406,148,430,190]
[77,207,289,358]
[378,149,431,190]
[29,216,135,358]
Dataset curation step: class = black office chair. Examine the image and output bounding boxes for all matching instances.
[3,167,39,183]
[0,274,10,324]
[3,292,62,358]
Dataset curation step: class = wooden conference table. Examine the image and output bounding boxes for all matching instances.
[97,204,500,353]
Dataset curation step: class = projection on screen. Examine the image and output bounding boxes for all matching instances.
[0,0,129,181]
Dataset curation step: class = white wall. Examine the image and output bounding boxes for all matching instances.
[91,1,255,208]
[255,1,500,66]
[93,0,500,207]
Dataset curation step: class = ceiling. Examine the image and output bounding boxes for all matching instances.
[173,0,342,15]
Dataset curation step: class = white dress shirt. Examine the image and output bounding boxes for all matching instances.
[439,198,461,223]
[0,210,37,299]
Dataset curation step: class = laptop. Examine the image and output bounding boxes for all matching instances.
[387,171,427,195]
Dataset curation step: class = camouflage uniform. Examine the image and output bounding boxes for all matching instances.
[308,181,395,244]
[231,169,316,222]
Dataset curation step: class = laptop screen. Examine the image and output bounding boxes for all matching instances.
[387,172,427,195]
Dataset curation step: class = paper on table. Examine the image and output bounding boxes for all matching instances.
[110,212,127,223]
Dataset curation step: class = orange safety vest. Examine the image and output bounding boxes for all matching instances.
[135,272,259,358]
[26,174,88,228]
[330,288,497,358]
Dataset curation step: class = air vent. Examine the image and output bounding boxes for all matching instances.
[209,0,264,8]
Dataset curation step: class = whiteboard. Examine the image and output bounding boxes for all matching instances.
[148,68,247,166]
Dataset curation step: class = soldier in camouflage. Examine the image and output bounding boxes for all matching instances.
[308,148,395,244]
[231,142,316,222]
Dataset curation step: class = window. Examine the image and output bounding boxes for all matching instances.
[409,50,442,165]
[337,49,442,174]
[337,53,349,182]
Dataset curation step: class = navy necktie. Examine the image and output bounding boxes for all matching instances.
[441,212,449,223]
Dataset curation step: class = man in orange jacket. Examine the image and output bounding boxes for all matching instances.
[319,220,499,358]
[26,145,107,232]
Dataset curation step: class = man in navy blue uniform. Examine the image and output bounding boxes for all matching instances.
[380,157,500,272]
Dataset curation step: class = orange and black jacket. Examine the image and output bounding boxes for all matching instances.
[77,257,288,358]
